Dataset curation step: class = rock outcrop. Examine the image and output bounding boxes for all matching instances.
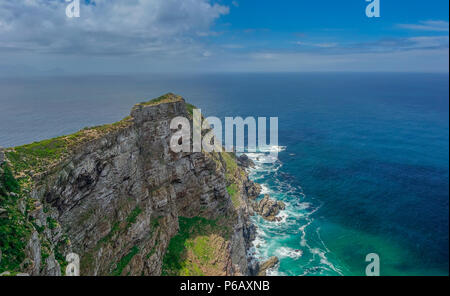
[254,194,285,222]
[0,94,258,276]
[237,154,255,169]
[257,256,279,276]
[245,181,261,200]
[0,147,4,164]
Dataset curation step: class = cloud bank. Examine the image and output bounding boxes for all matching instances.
[0,0,229,55]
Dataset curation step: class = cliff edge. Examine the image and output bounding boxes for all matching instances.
[0,93,261,276]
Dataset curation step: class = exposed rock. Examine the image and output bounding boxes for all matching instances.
[2,94,259,276]
[25,231,41,276]
[257,256,279,276]
[245,181,261,200]
[237,154,255,168]
[44,254,61,276]
[254,195,285,222]
[0,146,4,164]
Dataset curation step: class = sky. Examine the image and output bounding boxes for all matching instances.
[0,0,448,75]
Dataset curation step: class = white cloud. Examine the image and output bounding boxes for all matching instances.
[0,0,229,55]
[397,20,449,32]
[296,41,338,48]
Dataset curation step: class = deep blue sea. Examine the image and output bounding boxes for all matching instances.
[0,73,448,275]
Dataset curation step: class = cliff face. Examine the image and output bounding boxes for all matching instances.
[0,94,259,276]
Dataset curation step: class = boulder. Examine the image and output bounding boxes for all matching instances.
[254,195,285,222]
[237,154,255,168]
[257,256,279,276]
[245,181,261,200]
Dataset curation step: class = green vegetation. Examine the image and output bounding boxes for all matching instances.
[97,221,120,246]
[126,206,142,229]
[46,217,58,230]
[189,236,214,264]
[150,216,163,235]
[226,183,240,208]
[54,237,69,275]
[186,103,197,117]
[5,118,132,176]
[0,163,20,195]
[221,152,238,182]
[145,246,157,259]
[0,163,33,273]
[111,246,140,276]
[135,93,183,107]
[161,217,231,276]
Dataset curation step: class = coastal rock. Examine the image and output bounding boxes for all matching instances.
[245,181,261,200]
[257,256,279,276]
[237,154,255,168]
[2,94,258,276]
[254,195,285,222]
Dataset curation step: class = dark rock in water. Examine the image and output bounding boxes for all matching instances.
[237,154,255,168]
[254,194,285,222]
[257,256,279,276]
[245,181,261,200]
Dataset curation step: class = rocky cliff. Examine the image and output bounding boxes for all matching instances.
[0,94,261,276]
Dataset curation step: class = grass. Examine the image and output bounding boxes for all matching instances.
[126,206,142,229]
[226,183,240,209]
[221,152,238,182]
[54,238,69,275]
[150,216,163,236]
[46,216,59,230]
[186,103,197,117]
[5,117,132,176]
[190,236,214,264]
[161,216,230,276]
[134,93,183,107]
[97,222,120,246]
[111,246,140,276]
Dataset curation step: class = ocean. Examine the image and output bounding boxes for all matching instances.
[0,73,448,275]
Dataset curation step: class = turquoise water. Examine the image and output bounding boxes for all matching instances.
[0,73,448,275]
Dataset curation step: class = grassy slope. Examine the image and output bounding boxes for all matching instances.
[161,217,232,276]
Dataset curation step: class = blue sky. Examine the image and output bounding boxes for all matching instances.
[0,0,448,74]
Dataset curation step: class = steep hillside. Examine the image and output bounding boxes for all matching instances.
[0,93,260,276]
